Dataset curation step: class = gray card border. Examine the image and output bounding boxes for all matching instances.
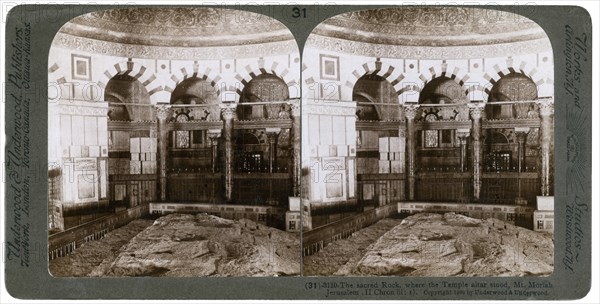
[3,4,593,300]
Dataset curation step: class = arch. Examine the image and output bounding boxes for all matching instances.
[170,76,221,121]
[235,132,261,146]
[174,113,191,148]
[98,60,160,103]
[104,74,152,121]
[238,73,290,120]
[354,92,381,121]
[488,73,538,102]
[165,62,222,98]
[353,73,398,121]
[170,77,220,104]
[484,131,510,145]
[482,57,553,99]
[234,58,300,99]
[344,60,408,102]
[417,62,471,101]
[419,76,469,104]
[105,91,131,121]
[486,72,538,119]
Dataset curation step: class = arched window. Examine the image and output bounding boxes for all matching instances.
[235,132,263,172]
[239,74,289,120]
[487,73,538,119]
[353,74,397,121]
[484,131,512,172]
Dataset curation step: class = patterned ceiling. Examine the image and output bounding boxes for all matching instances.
[313,7,548,47]
[59,8,294,47]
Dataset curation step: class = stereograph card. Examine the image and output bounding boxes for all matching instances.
[2,2,595,301]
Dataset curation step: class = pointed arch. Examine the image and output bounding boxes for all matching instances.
[165,62,222,98]
[234,58,300,99]
[482,57,554,99]
[417,62,472,102]
[97,60,160,103]
[343,60,408,102]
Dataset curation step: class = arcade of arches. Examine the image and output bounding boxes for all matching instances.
[47,7,556,238]
[302,7,554,231]
[48,8,301,232]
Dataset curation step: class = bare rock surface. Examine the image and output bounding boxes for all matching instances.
[90,213,300,277]
[49,219,154,277]
[303,218,403,276]
[306,213,554,277]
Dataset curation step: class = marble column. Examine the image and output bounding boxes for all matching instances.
[207,129,221,174]
[155,104,171,202]
[266,128,281,173]
[457,130,470,172]
[288,100,301,197]
[537,99,554,196]
[220,104,236,202]
[515,128,530,173]
[515,128,529,203]
[468,103,485,201]
[403,104,419,201]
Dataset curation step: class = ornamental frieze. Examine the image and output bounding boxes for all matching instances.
[305,34,552,60]
[59,104,108,116]
[302,103,356,116]
[83,8,281,29]
[53,32,299,60]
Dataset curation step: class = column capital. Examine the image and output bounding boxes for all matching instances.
[537,98,554,116]
[515,133,528,144]
[155,104,172,121]
[207,129,221,139]
[514,127,531,139]
[457,129,471,141]
[403,104,419,120]
[468,102,486,120]
[266,127,282,134]
[219,103,237,120]
[287,99,300,117]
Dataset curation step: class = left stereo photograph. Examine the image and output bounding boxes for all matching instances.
[47,7,302,277]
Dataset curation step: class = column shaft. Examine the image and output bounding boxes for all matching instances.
[403,105,419,201]
[208,130,221,174]
[155,105,171,202]
[266,131,279,173]
[469,103,485,201]
[459,134,469,172]
[220,105,236,202]
[289,101,301,197]
[538,100,554,196]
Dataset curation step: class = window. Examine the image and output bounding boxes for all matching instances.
[506,213,516,221]
[486,151,511,171]
[424,114,439,148]
[192,130,204,145]
[288,221,296,231]
[175,114,190,148]
[241,152,262,172]
[441,130,453,144]
[537,220,544,230]
[425,130,439,148]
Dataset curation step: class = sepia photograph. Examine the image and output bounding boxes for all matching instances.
[301,7,555,277]
[47,7,301,277]
[1,1,596,301]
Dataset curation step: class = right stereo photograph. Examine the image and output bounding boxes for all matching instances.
[301,7,555,277]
